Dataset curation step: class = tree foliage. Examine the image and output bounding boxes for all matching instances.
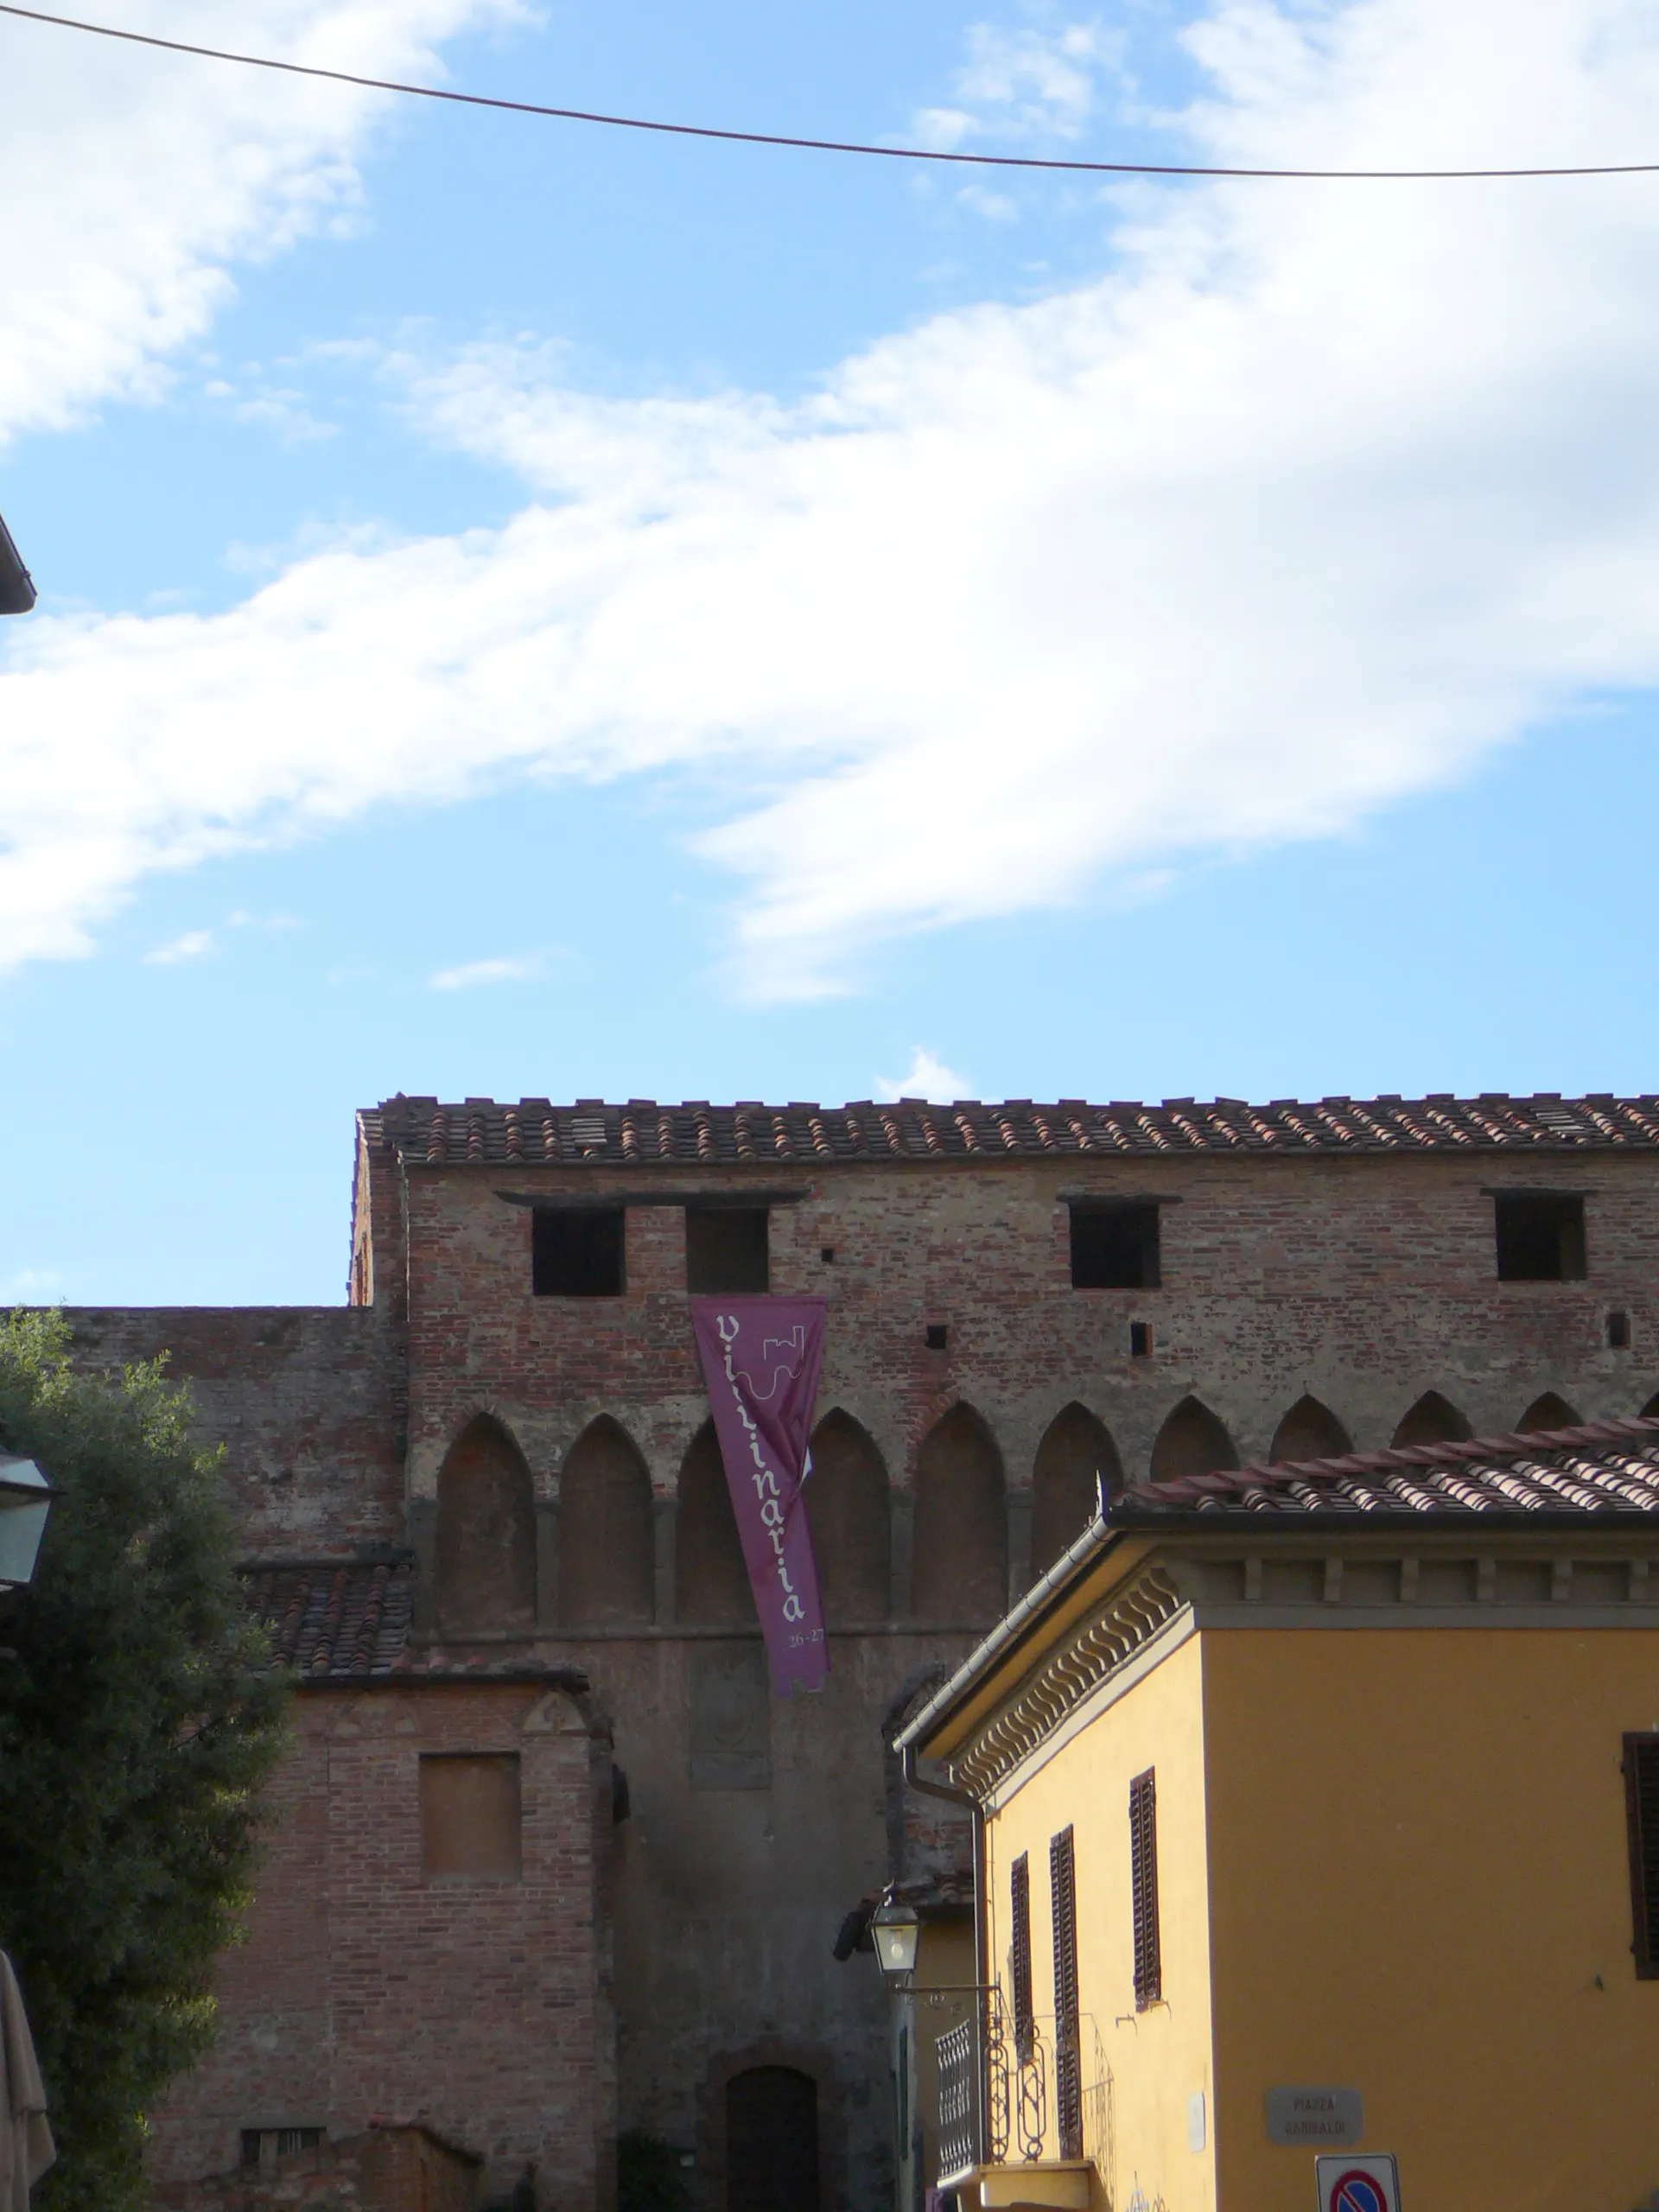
[0,1310,290,2210]
[617,2132,692,2212]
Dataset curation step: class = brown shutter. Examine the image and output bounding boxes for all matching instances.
[1049,1826,1082,2158]
[1010,1852,1034,2063]
[1129,1768,1160,2010]
[1624,1732,1659,1977]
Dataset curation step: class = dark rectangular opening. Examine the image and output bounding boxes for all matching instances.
[1494,1192,1586,1282]
[685,1206,769,1294]
[1129,1321,1152,1358]
[533,1206,625,1296]
[1050,1826,1082,2158]
[1129,1767,1161,2010]
[1010,1853,1033,2064]
[1071,1203,1160,1289]
[925,1322,948,1352]
[1625,1733,1659,1977]
[1610,1311,1631,1351]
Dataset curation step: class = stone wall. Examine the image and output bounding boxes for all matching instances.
[62,1306,405,1554]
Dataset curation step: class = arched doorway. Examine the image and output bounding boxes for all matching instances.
[435,1414,535,1636]
[559,1416,654,1626]
[1516,1391,1580,1434]
[1148,1396,1238,1484]
[804,1410,889,1625]
[725,2065,819,2212]
[912,1404,1007,1624]
[676,1421,753,1626]
[1268,1395,1351,1465]
[1391,1391,1472,1450]
[1031,1403,1122,1579]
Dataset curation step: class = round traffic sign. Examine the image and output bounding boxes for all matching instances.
[1328,2175,1388,2212]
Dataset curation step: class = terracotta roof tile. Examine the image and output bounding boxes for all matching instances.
[363,1092,1659,1169]
[1117,1414,1659,1521]
[244,1560,412,1678]
[240,1560,587,1688]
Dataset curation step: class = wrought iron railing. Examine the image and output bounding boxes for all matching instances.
[931,2000,1111,2192]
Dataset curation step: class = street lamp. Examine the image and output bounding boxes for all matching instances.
[870,1893,920,1986]
[0,1458,54,1588]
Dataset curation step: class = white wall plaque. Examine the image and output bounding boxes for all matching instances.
[1265,2087,1363,2145]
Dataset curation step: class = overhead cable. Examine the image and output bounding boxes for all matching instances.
[3,2,1657,181]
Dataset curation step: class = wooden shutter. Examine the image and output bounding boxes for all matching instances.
[1129,1768,1161,2010]
[1010,1853,1035,2063]
[1624,1733,1659,1977]
[1049,1826,1082,2158]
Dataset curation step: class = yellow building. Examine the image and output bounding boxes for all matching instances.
[896,1414,1659,2212]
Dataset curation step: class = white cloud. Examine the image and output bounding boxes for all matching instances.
[429,953,549,990]
[913,16,1120,149]
[6,1,1659,996]
[876,1050,975,1103]
[0,0,519,447]
[143,927,213,964]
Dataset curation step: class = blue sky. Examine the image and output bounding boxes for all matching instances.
[3,0,1658,1304]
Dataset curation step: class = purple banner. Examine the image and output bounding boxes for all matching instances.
[690,1297,829,1697]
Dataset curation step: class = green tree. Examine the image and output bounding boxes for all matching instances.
[0,1309,289,2210]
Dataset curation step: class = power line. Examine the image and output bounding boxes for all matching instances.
[2,1,1656,181]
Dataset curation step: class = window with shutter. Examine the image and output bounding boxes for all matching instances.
[1624,1732,1659,1977]
[1049,1826,1082,2159]
[1010,1853,1034,2063]
[1129,1768,1161,2011]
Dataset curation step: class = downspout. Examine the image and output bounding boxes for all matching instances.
[901,1741,990,2171]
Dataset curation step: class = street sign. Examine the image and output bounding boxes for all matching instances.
[1315,2156,1400,2212]
[1267,2087,1363,2145]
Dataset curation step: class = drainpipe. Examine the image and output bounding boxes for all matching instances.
[901,1741,990,2171]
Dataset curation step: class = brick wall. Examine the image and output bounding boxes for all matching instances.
[395,1151,1659,1510]
[62,1306,405,1554]
[149,1683,614,2212]
[154,2126,478,2212]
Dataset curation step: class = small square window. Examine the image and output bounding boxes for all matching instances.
[532,1207,625,1297]
[1071,1204,1161,1290]
[685,1207,769,1294]
[1494,1193,1586,1282]
[420,1753,522,1884]
[925,1322,949,1352]
[240,2129,321,2171]
[1610,1311,1632,1351]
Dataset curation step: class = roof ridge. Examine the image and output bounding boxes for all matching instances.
[362,1093,1659,1167]
[1122,1413,1659,1511]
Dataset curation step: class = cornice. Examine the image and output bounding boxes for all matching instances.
[944,1533,1659,1800]
[949,1567,1182,1798]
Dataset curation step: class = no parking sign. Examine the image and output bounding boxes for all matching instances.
[1314,2156,1400,2212]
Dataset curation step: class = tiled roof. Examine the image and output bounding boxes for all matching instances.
[245,1560,413,1677]
[241,1560,587,1687]
[365,1091,1659,1168]
[1116,1414,1659,1521]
